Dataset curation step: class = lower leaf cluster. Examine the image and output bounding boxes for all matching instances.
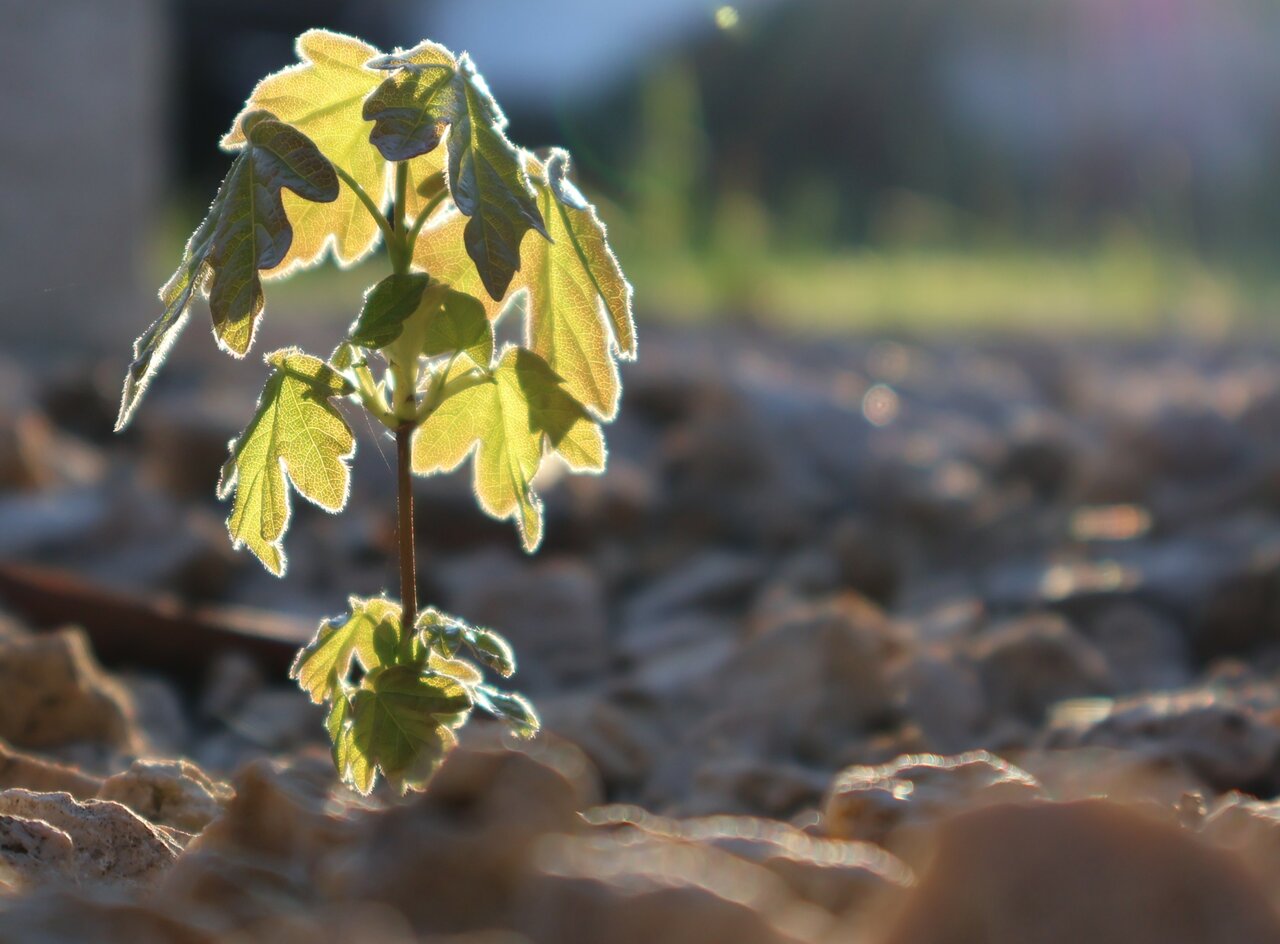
[291,596,538,795]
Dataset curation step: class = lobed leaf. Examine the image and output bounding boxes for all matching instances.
[474,685,540,739]
[349,666,472,794]
[412,347,602,551]
[415,285,494,368]
[350,272,431,348]
[217,349,355,575]
[117,112,338,430]
[363,45,547,299]
[291,596,400,704]
[222,29,388,272]
[414,151,635,418]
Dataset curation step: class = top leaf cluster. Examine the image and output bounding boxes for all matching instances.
[116,29,637,567]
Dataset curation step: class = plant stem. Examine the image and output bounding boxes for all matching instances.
[391,162,410,274]
[333,164,397,252]
[388,159,417,630]
[395,423,418,631]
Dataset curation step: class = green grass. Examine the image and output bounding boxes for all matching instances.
[629,243,1280,336]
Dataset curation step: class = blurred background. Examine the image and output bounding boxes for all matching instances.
[7,0,1280,351]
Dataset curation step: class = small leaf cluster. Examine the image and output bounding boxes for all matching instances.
[113,29,635,793]
[117,28,635,562]
[293,597,537,795]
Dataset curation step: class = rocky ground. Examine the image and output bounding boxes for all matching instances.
[2,325,1280,941]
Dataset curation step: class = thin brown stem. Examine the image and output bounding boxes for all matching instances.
[395,423,418,631]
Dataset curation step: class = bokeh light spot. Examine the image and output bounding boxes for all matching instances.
[862,383,900,427]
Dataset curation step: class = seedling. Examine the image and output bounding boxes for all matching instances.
[114,30,635,794]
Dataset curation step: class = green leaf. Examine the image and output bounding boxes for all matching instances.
[416,608,464,658]
[222,30,386,271]
[291,596,399,703]
[327,688,373,794]
[217,349,355,575]
[465,627,516,678]
[427,650,484,686]
[525,150,637,418]
[350,273,431,348]
[412,347,602,551]
[475,685,540,739]
[416,286,494,368]
[117,111,338,430]
[350,666,472,794]
[414,150,635,418]
[363,45,546,300]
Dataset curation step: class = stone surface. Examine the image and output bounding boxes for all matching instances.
[0,739,102,797]
[0,629,139,753]
[824,751,1043,847]
[967,613,1113,727]
[0,789,179,887]
[876,800,1280,944]
[98,759,232,833]
[1042,687,1280,793]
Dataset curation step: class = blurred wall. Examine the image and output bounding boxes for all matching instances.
[0,0,166,350]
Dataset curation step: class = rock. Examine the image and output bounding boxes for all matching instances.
[677,756,832,819]
[0,888,216,943]
[622,551,765,626]
[0,813,75,886]
[98,759,232,833]
[0,628,139,753]
[159,758,354,927]
[891,653,985,753]
[1015,746,1206,807]
[518,830,827,944]
[118,672,191,756]
[196,688,325,772]
[0,739,102,797]
[823,751,1043,847]
[826,518,901,606]
[327,737,596,934]
[199,650,266,721]
[1201,793,1280,899]
[1082,603,1191,692]
[620,615,737,696]
[967,613,1112,727]
[1042,688,1280,793]
[693,596,906,763]
[876,800,1280,944]
[182,758,347,864]
[0,789,179,887]
[537,694,665,794]
[439,551,610,690]
[221,689,325,752]
[1194,545,1280,660]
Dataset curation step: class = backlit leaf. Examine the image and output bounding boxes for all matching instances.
[222,29,387,272]
[363,44,547,299]
[291,596,400,703]
[117,112,338,430]
[350,273,431,348]
[414,151,635,418]
[525,150,636,418]
[412,347,601,550]
[464,627,516,678]
[475,685,540,739]
[350,666,472,794]
[415,285,494,368]
[217,349,355,575]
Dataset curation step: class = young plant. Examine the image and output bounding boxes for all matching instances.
[114,30,635,794]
